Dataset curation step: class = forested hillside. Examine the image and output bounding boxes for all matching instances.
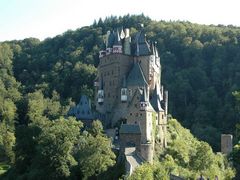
[0,14,240,178]
[4,14,240,150]
[130,119,234,179]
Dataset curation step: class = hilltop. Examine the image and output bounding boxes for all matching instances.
[0,14,240,179]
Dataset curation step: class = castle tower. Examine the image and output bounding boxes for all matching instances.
[96,26,168,163]
[123,28,131,55]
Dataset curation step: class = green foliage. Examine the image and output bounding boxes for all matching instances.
[0,43,20,165]
[128,163,154,180]
[3,15,240,150]
[0,162,10,176]
[89,119,104,137]
[75,120,116,179]
[130,118,235,179]
[28,118,82,179]
[231,144,240,178]
[231,91,240,178]
[1,14,239,179]
[162,118,235,179]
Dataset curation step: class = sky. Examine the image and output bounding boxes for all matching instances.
[0,0,239,42]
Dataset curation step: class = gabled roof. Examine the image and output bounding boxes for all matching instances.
[134,30,151,56]
[120,124,141,134]
[150,85,164,112]
[68,95,94,120]
[126,62,148,87]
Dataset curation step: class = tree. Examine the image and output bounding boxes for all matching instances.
[75,120,115,179]
[89,119,103,137]
[28,118,82,180]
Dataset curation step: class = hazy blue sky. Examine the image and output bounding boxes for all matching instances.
[0,0,239,41]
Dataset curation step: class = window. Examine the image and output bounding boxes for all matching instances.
[121,88,127,95]
[129,89,132,96]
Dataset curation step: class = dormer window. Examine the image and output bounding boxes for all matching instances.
[121,88,127,102]
[97,90,104,104]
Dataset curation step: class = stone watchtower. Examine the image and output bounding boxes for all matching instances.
[95,26,168,163]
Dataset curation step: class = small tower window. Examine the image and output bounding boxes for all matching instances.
[121,88,127,102]
[128,89,132,96]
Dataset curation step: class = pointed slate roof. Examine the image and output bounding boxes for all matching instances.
[68,95,94,120]
[150,85,164,112]
[113,29,122,46]
[134,30,151,56]
[107,31,115,48]
[126,62,148,87]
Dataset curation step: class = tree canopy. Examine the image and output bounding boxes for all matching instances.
[0,14,240,179]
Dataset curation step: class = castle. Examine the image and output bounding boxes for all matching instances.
[94,26,168,163]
